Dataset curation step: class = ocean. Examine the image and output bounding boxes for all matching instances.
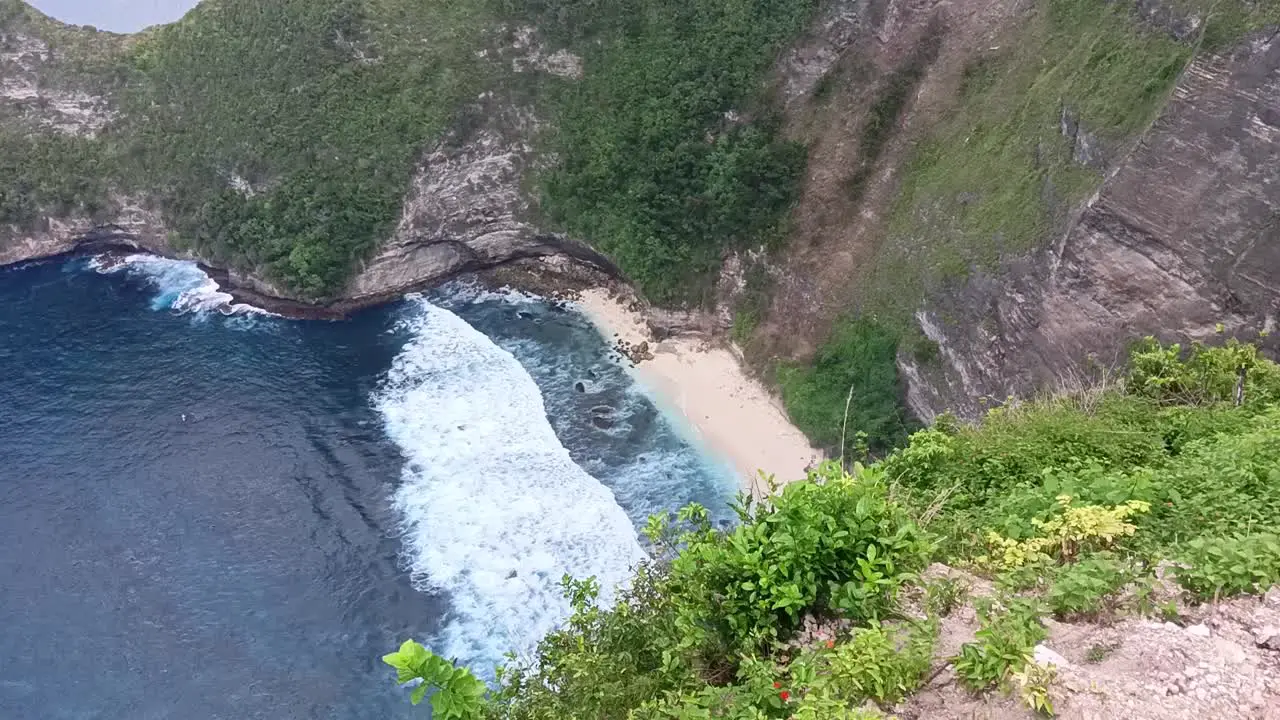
[0,255,737,719]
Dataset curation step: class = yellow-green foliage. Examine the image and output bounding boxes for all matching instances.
[1011,660,1057,716]
[977,495,1150,570]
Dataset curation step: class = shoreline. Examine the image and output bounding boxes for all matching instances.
[574,288,822,494]
[5,244,823,492]
[1,239,623,321]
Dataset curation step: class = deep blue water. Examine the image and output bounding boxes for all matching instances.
[0,256,736,719]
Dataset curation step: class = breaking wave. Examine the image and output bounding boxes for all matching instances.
[373,294,645,671]
[88,254,272,320]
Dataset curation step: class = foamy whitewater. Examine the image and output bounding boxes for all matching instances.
[73,255,726,676]
[89,253,273,318]
[374,294,647,670]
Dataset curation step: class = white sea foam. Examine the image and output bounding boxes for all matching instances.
[88,254,271,318]
[374,295,645,671]
[434,279,544,307]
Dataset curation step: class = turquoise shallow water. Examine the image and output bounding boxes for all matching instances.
[0,256,736,718]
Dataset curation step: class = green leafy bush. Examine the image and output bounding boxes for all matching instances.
[484,570,688,719]
[383,640,487,719]
[924,576,969,617]
[667,461,930,657]
[1128,337,1280,407]
[1138,407,1280,548]
[1174,533,1280,601]
[1045,553,1135,619]
[779,319,914,458]
[817,621,935,704]
[953,597,1046,692]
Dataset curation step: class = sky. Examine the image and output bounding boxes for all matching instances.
[27,0,201,33]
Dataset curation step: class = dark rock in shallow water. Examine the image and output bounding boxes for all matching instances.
[574,381,586,393]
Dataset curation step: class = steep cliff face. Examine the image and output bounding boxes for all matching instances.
[0,2,610,311]
[901,26,1280,421]
[746,0,1280,424]
[4,0,1280,426]
[344,100,618,306]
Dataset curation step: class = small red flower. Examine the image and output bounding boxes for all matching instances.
[826,639,835,649]
[773,682,781,689]
[779,691,791,702]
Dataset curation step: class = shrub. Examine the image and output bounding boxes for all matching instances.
[1128,337,1280,407]
[485,569,689,719]
[667,461,930,657]
[779,319,914,458]
[1173,533,1280,601]
[953,597,1046,692]
[976,495,1150,571]
[1138,407,1280,549]
[382,640,486,719]
[817,621,935,704]
[924,576,969,617]
[1045,552,1135,619]
[1010,660,1056,717]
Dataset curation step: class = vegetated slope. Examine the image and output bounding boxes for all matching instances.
[746,0,1280,453]
[0,0,817,302]
[505,0,817,304]
[117,0,498,296]
[385,338,1280,718]
[0,2,125,229]
[0,0,501,295]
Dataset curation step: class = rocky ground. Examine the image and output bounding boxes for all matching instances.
[896,567,1280,719]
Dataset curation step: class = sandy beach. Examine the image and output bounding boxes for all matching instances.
[575,289,822,494]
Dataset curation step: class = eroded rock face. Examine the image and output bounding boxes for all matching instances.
[344,102,617,304]
[0,200,169,267]
[903,29,1280,421]
[0,30,116,136]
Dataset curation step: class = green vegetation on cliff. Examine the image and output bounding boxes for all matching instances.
[778,318,914,458]
[389,338,1280,718]
[776,0,1280,453]
[3,0,814,299]
[120,0,496,295]
[0,2,122,226]
[507,0,816,302]
[865,0,1196,327]
[0,134,111,226]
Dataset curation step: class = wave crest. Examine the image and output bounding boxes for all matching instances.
[88,254,271,318]
[373,295,645,671]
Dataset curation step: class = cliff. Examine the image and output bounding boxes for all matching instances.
[0,1,614,312]
[740,0,1280,428]
[899,23,1280,421]
[2,0,1279,429]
